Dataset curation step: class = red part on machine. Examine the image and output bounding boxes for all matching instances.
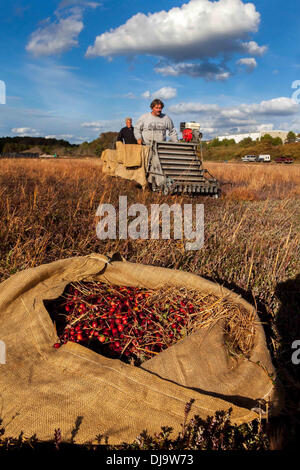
[182,128,193,142]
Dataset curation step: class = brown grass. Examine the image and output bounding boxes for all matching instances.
[205,161,300,200]
[0,157,299,448]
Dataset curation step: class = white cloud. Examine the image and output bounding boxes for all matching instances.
[240,97,299,116]
[169,97,300,139]
[58,1,101,9]
[81,119,121,132]
[86,0,263,61]
[155,62,231,80]
[11,127,38,135]
[142,86,177,101]
[169,102,220,114]
[201,126,216,134]
[241,40,267,56]
[256,123,274,132]
[26,2,100,56]
[236,57,257,71]
[151,87,177,100]
[170,97,299,117]
[26,13,83,56]
[81,121,104,130]
[141,91,151,99]
[45,134,74,140]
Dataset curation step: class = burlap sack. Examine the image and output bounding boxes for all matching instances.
[101,145,150,188]
[116,142,147,167]
[0,254,282,445]
[100,149,118,175]
[116,141,126,164]
[124,144,142,167]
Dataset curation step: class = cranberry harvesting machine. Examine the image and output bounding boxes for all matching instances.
[146,122,221,197]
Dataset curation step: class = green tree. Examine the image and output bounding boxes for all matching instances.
[286,131,296,143]
[222,138,236,147]
[208,138,222,147]
[260,133,273,144]
[239,137,253,147]
[272,137,283,146]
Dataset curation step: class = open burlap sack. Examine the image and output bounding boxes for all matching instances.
[0,254,282,445]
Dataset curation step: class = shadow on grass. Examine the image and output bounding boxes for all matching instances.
[273,274,300,447]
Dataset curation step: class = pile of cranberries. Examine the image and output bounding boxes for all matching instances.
[50,281,212,365]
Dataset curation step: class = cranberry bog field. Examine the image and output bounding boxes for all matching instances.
[0,158,299,451]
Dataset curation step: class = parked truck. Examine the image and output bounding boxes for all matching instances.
[241,154,270,162]
[274,156,293,164]
[241,155,257,162]
[257,154,271,162]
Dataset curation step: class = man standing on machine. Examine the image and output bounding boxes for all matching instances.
[134,99,178,145]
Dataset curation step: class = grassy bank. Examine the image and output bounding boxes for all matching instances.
[203,141,300,162]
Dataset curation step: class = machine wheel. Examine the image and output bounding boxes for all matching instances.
[162,185,170,195]
[212,189,221,199]
[151,181,157,192]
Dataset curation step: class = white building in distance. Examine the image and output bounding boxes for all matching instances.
[217,130,289,143]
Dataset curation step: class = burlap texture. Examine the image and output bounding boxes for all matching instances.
[100,149,117,175]
[116,141,126,164]
[101,144,150,187]
[0,254,282,445]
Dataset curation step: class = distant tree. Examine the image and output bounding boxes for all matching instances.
[208,138,222,147]
[77,132,118,156]
[286,131,296,143]
[222,138,236,146]
[100,132,118,148]
[272,137,283,146]
[260,134,284,145]
[239,137,253,147]
[96,132,119,152]
[260,133,273,144]
[0,136,76,154]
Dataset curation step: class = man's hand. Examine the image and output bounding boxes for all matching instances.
[137,139,142,145]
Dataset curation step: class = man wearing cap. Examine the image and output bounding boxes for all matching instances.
[134,99,178,145]
[117,117,137,144]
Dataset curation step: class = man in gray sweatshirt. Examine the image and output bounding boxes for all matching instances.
[134,99,178,145]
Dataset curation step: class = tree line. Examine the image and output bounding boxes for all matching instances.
[205,131,299,148]
[0,136,77,154]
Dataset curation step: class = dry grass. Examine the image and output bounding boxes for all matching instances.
[205,161,300,200]
[0,157,299,448]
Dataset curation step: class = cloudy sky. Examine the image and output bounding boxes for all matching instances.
[1,0,300,143]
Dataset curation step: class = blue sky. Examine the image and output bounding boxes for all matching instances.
[1,0,300,143]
